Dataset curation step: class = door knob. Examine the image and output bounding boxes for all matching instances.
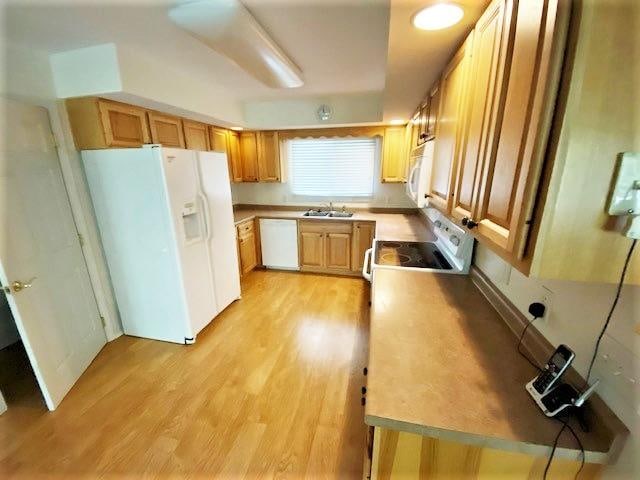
[10,277,36,293]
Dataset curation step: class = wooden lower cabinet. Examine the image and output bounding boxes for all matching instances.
[367,427,601,480]
[299,221,371,275]
[326,233,352,270]
[237,220,258,276]
[352,222,375,271]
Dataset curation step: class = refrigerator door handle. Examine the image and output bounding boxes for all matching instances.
[198,192,213,240]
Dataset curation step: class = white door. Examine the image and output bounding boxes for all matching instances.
[0,99,106,410]
[160,148,217,338]
[197,151,241,311]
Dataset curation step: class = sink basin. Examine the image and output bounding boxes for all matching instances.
[328,211,354,218]
[303,210,330,217]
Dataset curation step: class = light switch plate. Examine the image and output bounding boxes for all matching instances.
[608,152,640,215]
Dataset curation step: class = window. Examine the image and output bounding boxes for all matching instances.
[288,137,377,197]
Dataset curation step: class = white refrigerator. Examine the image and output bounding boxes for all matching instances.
[82,145,241,344]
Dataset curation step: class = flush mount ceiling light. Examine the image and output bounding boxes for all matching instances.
[168,0,304,89]
[412,3,464,31]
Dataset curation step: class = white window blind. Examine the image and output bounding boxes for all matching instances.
[288,137,377,197]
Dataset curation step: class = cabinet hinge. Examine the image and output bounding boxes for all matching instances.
[78,233,85,247]
[99,315,106,328]
[50,132,59,149]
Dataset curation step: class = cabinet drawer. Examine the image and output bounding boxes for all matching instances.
[299,221,352,234]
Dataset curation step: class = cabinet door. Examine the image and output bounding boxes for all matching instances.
[238,231,257,274]
[452,0,513,222]
[326,233,352,271]
[381,126,407,183]
[98,100,150,147]
[239,132,259,182]
[474,0,565,256]
[352,222,375,271]
[209,127,229,153]
[148,112,185,148]
[257,131,281,182]
[183,120,209,151]
[418,100,429,144]
[426,83,441,140]
[429,33,474,213]
[299,232,325,268]
[227,131,244,182]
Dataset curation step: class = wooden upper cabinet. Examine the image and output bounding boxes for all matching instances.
[418,100,429,145]
[227,131,244,183]
[148,112,185,148]
[352,222,375,271]
[183,120,209,151]
[429,33,474,213]
[239,132,259,182]
[426,83,441,140]
[66,98,150,149]
[451,0,513,222]
[257,131,281,182]
[474,0,567,256]
[381,126,408,183]
[209,127,229,153]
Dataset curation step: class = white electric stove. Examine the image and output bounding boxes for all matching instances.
[363,209,474,282]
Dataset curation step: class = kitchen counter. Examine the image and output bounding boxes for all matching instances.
[366,269,624,464]
[233,207,435,242]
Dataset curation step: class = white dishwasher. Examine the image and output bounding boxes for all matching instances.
[259,219,299,270]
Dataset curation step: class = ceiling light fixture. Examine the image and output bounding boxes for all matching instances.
[412,3,464,31]
[168,0,304,89]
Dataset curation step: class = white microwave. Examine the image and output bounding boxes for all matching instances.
[405,140,434,208]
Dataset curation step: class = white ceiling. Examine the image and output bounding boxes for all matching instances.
[383,0,487,121]
[3,0,487,126]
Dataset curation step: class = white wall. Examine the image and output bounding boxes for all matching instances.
[2,42,123,340]
[474,243,639,478]
[232,137,414,209]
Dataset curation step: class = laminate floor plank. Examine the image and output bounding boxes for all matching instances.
[0,270,369,479]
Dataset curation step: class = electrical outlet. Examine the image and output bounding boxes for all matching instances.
[532,284,553,319]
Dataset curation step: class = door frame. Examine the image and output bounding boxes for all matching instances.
[47,100,122,340]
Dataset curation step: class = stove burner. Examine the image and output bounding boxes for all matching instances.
[374,241,452,270]
[380,252,412,265]
[379,241,403,248]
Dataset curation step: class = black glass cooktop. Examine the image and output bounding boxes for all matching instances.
[374,241,452,270]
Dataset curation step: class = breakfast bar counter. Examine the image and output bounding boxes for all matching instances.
[365,269,627,471]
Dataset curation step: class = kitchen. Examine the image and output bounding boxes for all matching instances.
[0,0,638,479]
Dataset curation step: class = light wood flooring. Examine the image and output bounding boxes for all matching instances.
[0,270,370,479]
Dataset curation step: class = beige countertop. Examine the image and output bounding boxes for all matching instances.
[365,269,621,463]
[233,207,435,242]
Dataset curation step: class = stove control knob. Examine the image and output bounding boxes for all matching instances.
[434,220,443,229]
[449,235,460,246]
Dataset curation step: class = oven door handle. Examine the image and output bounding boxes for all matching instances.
[362,248,373,282]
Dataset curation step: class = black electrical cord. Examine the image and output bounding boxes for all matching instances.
[542,418,586,480]
[565,422,585,480]
[517,316,542,371]
[543,420,567,480]
[584,239,637,387]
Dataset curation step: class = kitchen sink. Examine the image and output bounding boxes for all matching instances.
[328,211,353,218]
[303,210,330,217]
[303,210,354,218]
